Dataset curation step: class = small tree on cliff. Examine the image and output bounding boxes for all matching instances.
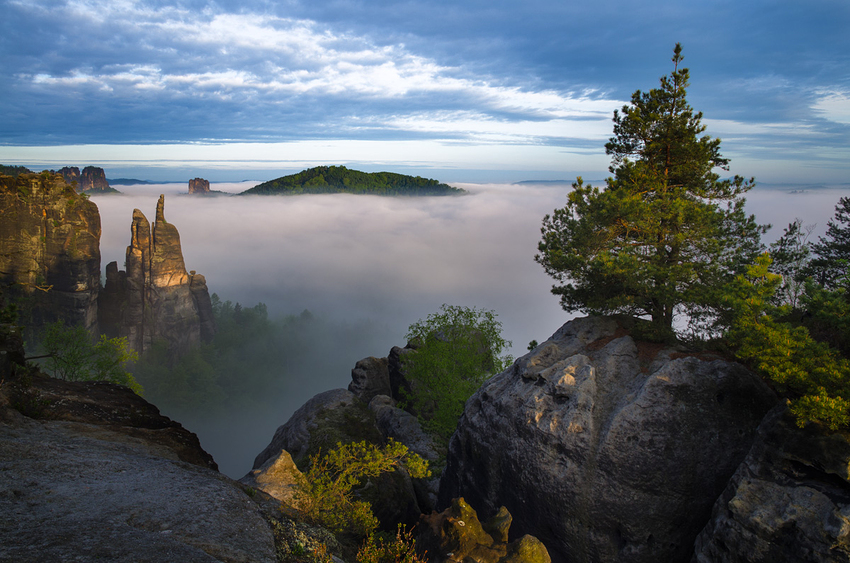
[536,44,764,335]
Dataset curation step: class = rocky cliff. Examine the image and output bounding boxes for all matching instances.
[99,195,215,355]
[189,177,211,194]
[0,172,101,333]
[59,165,112,192]
[438,316,778,563]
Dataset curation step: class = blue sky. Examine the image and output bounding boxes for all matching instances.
[1,0,848,183]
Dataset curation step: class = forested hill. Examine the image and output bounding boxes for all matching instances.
[240,166,465,196]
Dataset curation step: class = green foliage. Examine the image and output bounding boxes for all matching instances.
[241,166,465,196]
[768,219,813,308]
[720,255,850,430]
[299,440,429,538]
[401,304,512,442]
[536,44,764,334]
[357,526,426,563]
[0,164,32,177]
[806,196,850,288]
[38,322,142,394]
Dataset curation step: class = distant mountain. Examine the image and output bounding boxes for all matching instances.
[240,166,465,196]
[108,178,156,185]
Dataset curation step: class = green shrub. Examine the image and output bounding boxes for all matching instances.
[401,304,512,442]
[38,321,142,394]
[298,440,429,538]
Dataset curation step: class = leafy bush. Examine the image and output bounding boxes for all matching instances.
[401,305,512,442]
[357,526,426,563]
[298,440,429,538]
[37,321,141,394]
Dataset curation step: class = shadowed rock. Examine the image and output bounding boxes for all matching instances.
[439,316,777,563]
[189,178,210,194]
[692,406,850,563]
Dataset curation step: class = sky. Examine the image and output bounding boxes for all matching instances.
[1,0,849,184]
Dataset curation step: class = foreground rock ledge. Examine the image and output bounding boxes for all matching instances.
[0,375,275,562]
[439,316,777,563]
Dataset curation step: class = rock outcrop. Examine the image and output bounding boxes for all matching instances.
[59,165,111,192]
[418,497,551,563]
[439,316,778,563]
[0,172,101,334]
[99,194,215,355]
[692,406,850,562]
[250,388,425,530]
[189,177,211,194]
[0,330,276,563]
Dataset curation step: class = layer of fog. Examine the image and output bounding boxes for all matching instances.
[90,181,849,477]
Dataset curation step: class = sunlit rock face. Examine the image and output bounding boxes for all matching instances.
[439,316,777,563]
[692,406,850,563]
[99,194,215,355]
[188,177,210,194]
[0,172,101,333]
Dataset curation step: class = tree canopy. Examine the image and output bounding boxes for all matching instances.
[400,304,512,442]
[241,166,465,196]
[536,44,764,334]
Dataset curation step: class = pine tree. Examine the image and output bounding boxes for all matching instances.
[807,196,850,288]
[536,44,765,334]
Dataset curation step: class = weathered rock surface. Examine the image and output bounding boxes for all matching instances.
[692,406,850,562]
[0,172,101,333]
[98,194,215,355]
[189,177,211,194]
[349,355,392,403]
[0,333,275,563]
[80,166,111,192]
[439,316,778,563]
[240,449,306,513]
[59,165,111,192]
[418,497,551,563]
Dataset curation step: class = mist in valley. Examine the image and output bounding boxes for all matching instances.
[90,180,849,477]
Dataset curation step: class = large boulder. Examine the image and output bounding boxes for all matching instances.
[439,316,777,563]
[349,356,392,403]
[692,406,850,562]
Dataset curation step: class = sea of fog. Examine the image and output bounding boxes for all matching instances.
[89,181,850,476]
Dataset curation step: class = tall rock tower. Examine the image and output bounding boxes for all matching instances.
[99,195,215,356]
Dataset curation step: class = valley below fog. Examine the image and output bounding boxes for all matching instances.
[91,180,849,477]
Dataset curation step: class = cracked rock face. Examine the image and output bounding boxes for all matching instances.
[438,316,777,563]
[692,406,850,563]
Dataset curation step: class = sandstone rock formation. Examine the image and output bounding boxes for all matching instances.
[439,316,778,563]
[58,165,81,188]
[59,165,111,192]
[189,177,211,194]
[99,194,215,355]
[0,330,276,563]
[692,406,850,562]
[418,497,551,563]
[0,171,101,333]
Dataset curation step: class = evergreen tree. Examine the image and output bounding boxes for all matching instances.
[807,196,850,288]
[536,44,765,333]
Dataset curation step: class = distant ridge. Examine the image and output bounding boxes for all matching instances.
[240,165,465,196]
[108,178,157,185]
